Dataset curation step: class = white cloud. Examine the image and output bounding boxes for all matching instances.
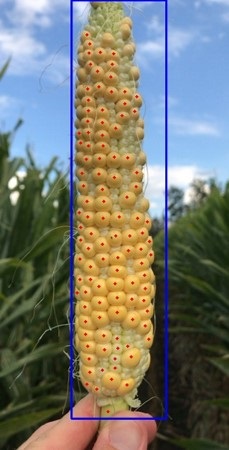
[168,96,179,108]
[9,0,51,27]
[144,164,210,215]
[222,11,229,20]
[0,95,19,114]
[169,27,196,57]
[138,39,165,59]
[169,116,220,136]
[0,25,46,58]
[137,25,196,65]
[146,15,164,33]
[0,0,70,82]
[0,19,69,83]
[203,0,229,23]
[168,165,207,187]
[7,0,70,28]
[204,0,229,5]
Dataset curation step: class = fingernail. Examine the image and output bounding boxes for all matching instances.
[109,420,143,450]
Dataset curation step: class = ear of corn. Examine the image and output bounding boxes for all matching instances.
[74,1,155,417]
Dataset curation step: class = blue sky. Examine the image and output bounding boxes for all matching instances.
[0,0,228,217]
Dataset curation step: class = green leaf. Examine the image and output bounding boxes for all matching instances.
[173,437,229,450]
[0,58,11,80]
[0,400,36,419]
[0,257,28,276]
[0,277,44,321]
[207,357,229,376]
[201,343,229,356]
[0,344,64,378]
[20,225,69,261]
[178,274,228,309]
[0,408,61,439]
[203,398,229,410]
[200,259,229,278]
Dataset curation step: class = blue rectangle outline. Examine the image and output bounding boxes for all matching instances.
[70,0,168,421]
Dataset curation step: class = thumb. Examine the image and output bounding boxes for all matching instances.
[93,411,157,450]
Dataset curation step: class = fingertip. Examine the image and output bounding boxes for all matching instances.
[94,410,157,450]
[71,393,100,419]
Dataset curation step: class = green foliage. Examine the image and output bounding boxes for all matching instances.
[172,437,229,450]
[0,122,71,447]
[0,58,11,81]
[154,183,229,449]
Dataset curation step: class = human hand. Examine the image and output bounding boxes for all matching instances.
[18,393,157,450]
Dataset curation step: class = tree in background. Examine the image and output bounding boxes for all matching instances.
[168,186,186,222]
[168,178,221,223]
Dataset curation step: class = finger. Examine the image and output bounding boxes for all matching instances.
[17,421,59,450]
[19,394,99,450]
[93,411,157,450]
